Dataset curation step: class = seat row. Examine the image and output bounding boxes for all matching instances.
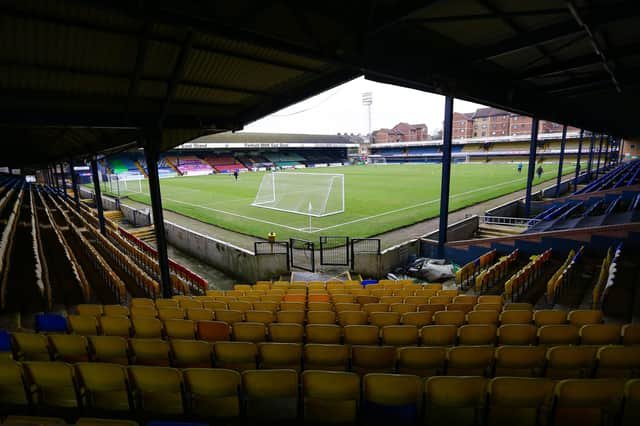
[236,277,423,290]
[2,362,639,425]
[0,417,138,426]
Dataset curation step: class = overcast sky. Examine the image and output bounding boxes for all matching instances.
[244,76,486,135]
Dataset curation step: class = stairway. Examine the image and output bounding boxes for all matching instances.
[128,225,157,245]
[104,210,124,225]
[164,158,183,176]
[134,160,148,177]
[476,223,527,239]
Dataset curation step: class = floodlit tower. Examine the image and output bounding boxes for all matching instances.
[362,92,373,143]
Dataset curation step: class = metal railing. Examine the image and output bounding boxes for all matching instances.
[479,215,541,227]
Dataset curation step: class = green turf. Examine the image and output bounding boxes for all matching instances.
[100,162,580,243]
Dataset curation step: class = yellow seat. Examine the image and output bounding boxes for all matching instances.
[623,379,640,426]
[157,308,185,321]
[68,315,99,336]
[474,303,502,312]
[178,299,203,310]
[396,346,446,377]
[99,316,131,337]
[552,379,625,426]
[433,310,465,327]
[128,366,184,415]
[24,361,79,409]
[401,311,432,327]
[504,302,533,311]
[232,322,267,343]
[447,345,495,375]
[369,312,401,327]
[89,336,129,365]
[103,305,129,317]
[466,310,499,325]
[185,308,214,321]
[381,325,418,346]
[567,309,603,326]
[497,324,538,345]
[362,303,389,314]
[205,289,224,297]
[338,311,368,326]
[622,324,640,345]
[302,370,360,424]
[244,310,275,325]
[0,360,29,408]
[499,310,533,324]
[163,319,195,340]
[268,323,304,343]
[170,340,213,368]
[453,295,477,305]
[4,416,66,425]
[424,284,443,291]
[214,341,257,371]
[332,294,355,304]
[12,332,51,361]
[242,369,299,420]
[279,302,305,311]
[334,303,362,313]
[425,376,487,425]
[579,324,621,345]
[429,296,453,305]
[420,325,457,346]
[182,368,241,418]
[228,301,252,312]
[131,298,155,308]
[306,324,342,344]
[487,377,554,426]
[545,345,598,379]
[494,346,546,377]
[252,301,278,312]
[77,304,104,317]
[155,299,179,309]
[202,301,228,311]
[414,289,438,298]
[75,362,131,413]
[356,295,378,305]
[537,325,579,346]
[215,309,244,324]
[303,344,349,371]
[363,373,423,422]
[351,345,396,375]
[307,302,332,312]
[596,346,640,378]
[132,317,163,339]
[404,296,429,305]
[49,334,90,362]
[477,295,503,305]
[130,307,157,319]
[533,309,567,326]
[457,324,497,345]
[130,338,171,366]
[258,342,303,371]
[380,296,403,305]
[276,310,305,324]
[307,310,336,325]
[343,325,379,345]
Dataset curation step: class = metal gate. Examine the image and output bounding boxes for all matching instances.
[289,238,315,272]
[320,236,350,266]
[350,238,381,270]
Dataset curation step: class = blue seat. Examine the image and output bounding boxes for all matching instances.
[0,330,11,351]
[362,280,378,286]
[35,313,68,333]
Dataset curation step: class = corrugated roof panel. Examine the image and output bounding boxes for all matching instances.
[142,40,181,79]
[424,20,516,47]
[174,84,253,105]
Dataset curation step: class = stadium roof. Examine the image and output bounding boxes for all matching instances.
[3,0,640,166]
[191,132,353,145]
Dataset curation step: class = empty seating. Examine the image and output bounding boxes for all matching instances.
[130,339,170,366]
[498,324,538,345]
[196,321,230,342]
[552,379,625,426]
[302,370,360,424]
[538,325,580,346]
[420,325,457,346]
[458,324,497,345]
[12,333,51,361]
[128,366,184,415]
[396,347,446,377]
[49,335,90,363]
[487,377,554,426]
[494,345,547,377]
[303,344,349,371]
[344,325,379,345]
[351,345,396,375]
[306,324,341,344]
[214,342,257,371]
[425,376,487,425]
[231,322,266,343]
[258,342,302,371]
[182,368,241,418]
[89,336,129,365]
[23,361,79,410]
[595,346,640,378]
[269,323,304,343]
[242,369,298,420]
[567,309,603,326]
[362,373,423,423]
[170,340,212,368]
[75,363,131,413]
[0,361,29,410]
[545,346,598,379]
[382,325,419,346]
[580,324,621,345]
[447,346,494,376]
[132,317,163,339]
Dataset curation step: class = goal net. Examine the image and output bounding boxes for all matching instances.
[252,172,345,217]
[104,174,145,197]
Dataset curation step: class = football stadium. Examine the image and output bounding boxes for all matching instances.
[1,1,640,426]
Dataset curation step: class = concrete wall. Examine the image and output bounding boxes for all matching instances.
[352,238,420,279]
[422,215,479,242]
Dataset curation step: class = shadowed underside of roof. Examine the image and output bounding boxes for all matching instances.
[2,0,639,166]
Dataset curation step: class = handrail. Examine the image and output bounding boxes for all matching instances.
[0,184,28,309]
[479,215,540,227]
[30,185,51,310]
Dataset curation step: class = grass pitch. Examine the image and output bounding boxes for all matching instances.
[108,162,577,242]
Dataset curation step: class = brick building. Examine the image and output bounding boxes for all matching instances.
[372,122,428,143]
[452,112,474,139]
[471,107,510,137]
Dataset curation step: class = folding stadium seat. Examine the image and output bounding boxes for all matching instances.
[420,325,457,346]
[31,313,66,333]
[242,369,299,420]
[77,304,104,317]
[170,340,213,368]
[394,289,415,298]
[580,324,622,345]
[552,379,625,426]
[446,303,474,314]
[185,308,213,321]
[438,289,459,297]
[303,343,350,371]
[68,315,99,336]
[239,295,261,304]
[132,317,163,339]
[362,373,423,423]
[477,295,503,305]
[0,360,29,412]
[500,309,533,324]
[203,301,228,311]
[447,345,495,376]
[49,334,90,363]
[128,366,184,416]
[250,301,276,312]
[307,302,332,311]
[164,319,196,340]
[302,370,360,424]
[334,302,361,313]
[131,298,155,308]
[504,302,533,311]
[228,301,252,312]
[362,303,390,314]
[595,346,640,378]
[433,310,466,327]
[545,345,598,379]
[623,379,640,426]
[380,296,403,304]
[307,310,336,325]
[356,295,378,305]
[306,324,342,344]
[130,307,157,319]
[196,320,230,342]
[390,303,417,314]
[467,310,499,325]
[532,309,566,327]
[226,290,245,298]
[498,324,538,345]
[424,283,444,291]
[245,310,275,325]
[214,309,244,324]
[205,289,224,297]
[494,345,547,377]
[404,296,428,305]
[3,416,66,424]
[424,376,487,426]
[232,322,267,343]
[103,305,129,317]
[567,309,604,326]
[382,325,419,346]
[182,368,241,419]
[369,312,401,327]
[234,284,252,292]
[622,324,640,345]
[279,302,306,312]
[538,325,580,346]
[269,323,304,343]
[351,345,396,375]
[430,295,453,305]
[214,341,257,371]
[458,324,497,345]
[487,377,555,426]
[371,289,393,298]
[414,289,438,298]
[157,308,185,321]
[453,295,477,305]
[258,342,303,371]
[178,299,203,310]
[99,316,131,337]
[276,310,305,324]
[24,361,79,410]
[396,346,446,377]
[155,299,179,309]
[130,339,171,366]
[474,303,502,312]
[343,325,379,345]
[338,310,368,326]
[401,311,432,327]
[12,332,51,361]
[419,303,446,313]
[75,363,131,414]
[308,294,330,303]
[262,295,283,303]
[89,336,130,365]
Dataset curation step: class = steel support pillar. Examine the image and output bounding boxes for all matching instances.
[90,157,107,235]
[595,134,604,178]
[59,163,68,199]
[555,125,567,198]
[619,139,625,163]
[51,166,59,190]
[144,130,172,298]
[586,133,596,180]
[524,118,539,217]
[437,95,454,259]
[69,158,81,210]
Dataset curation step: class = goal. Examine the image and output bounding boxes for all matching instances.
[105,174,144,197]
[252,172,345,217]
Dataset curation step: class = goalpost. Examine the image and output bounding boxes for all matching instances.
[252,172,345,218]
[105,174,144,197]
